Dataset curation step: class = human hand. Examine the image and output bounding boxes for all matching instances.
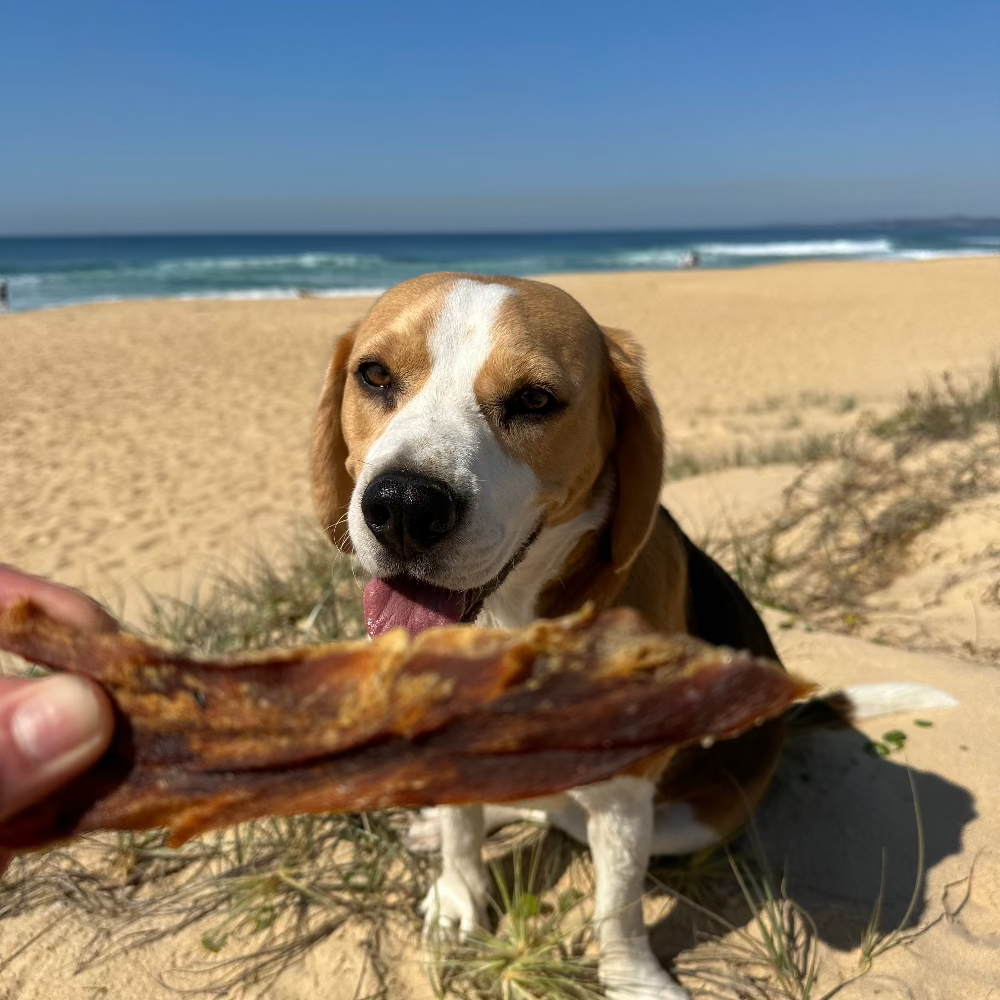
[0,565,117,876]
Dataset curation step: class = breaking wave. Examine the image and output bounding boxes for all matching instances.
[697,239,894,258]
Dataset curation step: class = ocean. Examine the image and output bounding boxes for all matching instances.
[0,221,997,313]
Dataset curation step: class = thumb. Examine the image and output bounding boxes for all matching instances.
[0,564,120,635]
[0,675,114,824]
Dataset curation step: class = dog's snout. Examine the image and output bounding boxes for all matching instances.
[361,471,463,558]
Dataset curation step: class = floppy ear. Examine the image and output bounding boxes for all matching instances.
[311,325,358,552]
[601,326,665,574]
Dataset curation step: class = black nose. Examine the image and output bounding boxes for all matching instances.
[361,471,462,558]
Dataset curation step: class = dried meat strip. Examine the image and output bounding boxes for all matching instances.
[0,600,813,850]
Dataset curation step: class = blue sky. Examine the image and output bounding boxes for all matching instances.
[2,0,998,234]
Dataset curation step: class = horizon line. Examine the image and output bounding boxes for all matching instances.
[2,214,998,241]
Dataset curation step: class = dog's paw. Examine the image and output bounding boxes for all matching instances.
[406,808,443,854]
[420,872,487,941]
[600,957,690,1000]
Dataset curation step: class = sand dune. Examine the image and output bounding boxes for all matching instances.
[1,257,998,997]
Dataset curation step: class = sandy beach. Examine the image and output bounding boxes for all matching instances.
[1,257,999,997]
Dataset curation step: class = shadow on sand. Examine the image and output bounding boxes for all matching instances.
[476,720,975,999]
[647,725,976,959]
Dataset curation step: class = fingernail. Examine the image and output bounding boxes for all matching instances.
[11,676,105,765]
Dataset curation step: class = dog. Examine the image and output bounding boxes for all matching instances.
[308,272,947,999]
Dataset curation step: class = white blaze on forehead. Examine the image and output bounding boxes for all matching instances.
[349,278,543,590]
[430,278,514,389]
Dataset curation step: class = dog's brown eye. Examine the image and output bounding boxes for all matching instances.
[360,361,392,389]
[518,387,555,411]
[502,385,563,424]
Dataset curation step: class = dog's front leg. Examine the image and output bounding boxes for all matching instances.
[420,804,488,938]
[570,777,689,1000]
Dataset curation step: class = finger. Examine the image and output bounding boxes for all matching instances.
[0,565,120,634]
[0,677,30,697]
[0,675,115,823]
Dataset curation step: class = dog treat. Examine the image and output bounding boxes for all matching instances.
[0,599,813,850]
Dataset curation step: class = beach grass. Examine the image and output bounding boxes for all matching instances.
[139,523,366,653]
[872,360,1000,444]
[667,431,839,481]
[429,842,603,1000]
[702,362,1000,636]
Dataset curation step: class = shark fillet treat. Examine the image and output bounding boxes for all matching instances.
[0,598,813,850]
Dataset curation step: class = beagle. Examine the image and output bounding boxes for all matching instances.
[310,272,791,1000]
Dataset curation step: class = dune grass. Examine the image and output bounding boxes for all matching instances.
[139,524,366,653]
[3,813,427,996]
[667,432,838,480]
[872,362,1000,444]
[703,362,1000,626]
[429,844,603,1000]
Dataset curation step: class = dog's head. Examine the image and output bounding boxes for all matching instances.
[312,273,663,637]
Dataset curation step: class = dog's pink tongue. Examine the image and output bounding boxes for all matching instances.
[364,578,467,638]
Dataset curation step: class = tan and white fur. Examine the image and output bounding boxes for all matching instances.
[311,272,955,1000]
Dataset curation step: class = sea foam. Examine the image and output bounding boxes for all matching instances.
[697,239,894,257]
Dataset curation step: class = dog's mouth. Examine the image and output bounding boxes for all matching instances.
[363,525,541,639]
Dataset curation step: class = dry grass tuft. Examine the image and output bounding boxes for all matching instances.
[668,432,838,480]
[431,845,602,1000]
[873,363,1000,445]
[140,523,366,653]
[3,813,428,996]
[671,854,821,1000]
[706,363,1000,626]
